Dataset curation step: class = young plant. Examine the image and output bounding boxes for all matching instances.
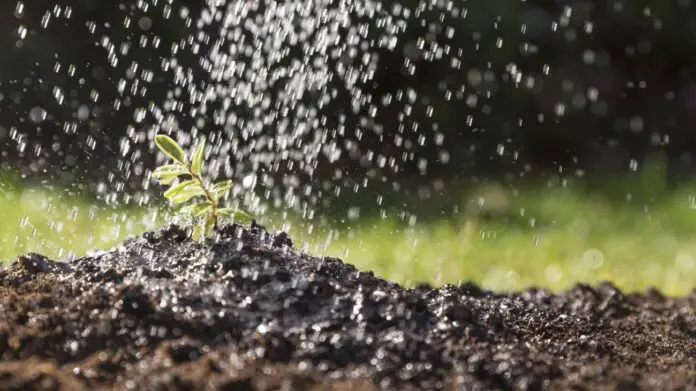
[152,134,250,241]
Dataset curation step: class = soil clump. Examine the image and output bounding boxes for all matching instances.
[1,223,695,390]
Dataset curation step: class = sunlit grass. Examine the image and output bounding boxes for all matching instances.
[3,175,696,295]
[282,181,696,296]
[0,184,159,260]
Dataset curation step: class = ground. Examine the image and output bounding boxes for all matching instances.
[1,223,695,390]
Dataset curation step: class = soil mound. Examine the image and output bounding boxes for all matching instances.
[1,223,696,390]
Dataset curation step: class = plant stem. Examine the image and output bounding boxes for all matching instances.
[187,166,218,229]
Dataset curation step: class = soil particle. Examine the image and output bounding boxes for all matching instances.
[2,224,696,390]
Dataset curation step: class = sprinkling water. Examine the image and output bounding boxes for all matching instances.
[6,0,531,224]
[8,0,696,294]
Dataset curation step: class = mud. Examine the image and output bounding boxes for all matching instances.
[1,223,696,390]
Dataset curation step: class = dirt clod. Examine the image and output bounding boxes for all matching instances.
[1,224,696,390]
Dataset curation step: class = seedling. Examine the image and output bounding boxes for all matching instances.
[152,134,250,241]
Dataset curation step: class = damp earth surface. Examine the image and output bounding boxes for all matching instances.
[1,223,695,390]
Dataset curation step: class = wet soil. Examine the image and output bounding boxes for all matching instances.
[1,223,696,390]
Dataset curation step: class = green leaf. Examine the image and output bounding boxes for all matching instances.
[179,202,210,216]
[164,180,207,204]
[190,202,213,217]
[204,215,216,234]
[190,139,205,175]
[151,164,189,185]
[155,134,187,164]
[154,173,179,186]
[218,208,252,222]
[163,179,197,199]
[192,224,203,242]
[212,180,233,200]
[169,186,206,205]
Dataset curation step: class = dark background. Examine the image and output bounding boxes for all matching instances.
[2,0,696,193]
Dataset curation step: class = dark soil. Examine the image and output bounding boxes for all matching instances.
[1,223,696,390]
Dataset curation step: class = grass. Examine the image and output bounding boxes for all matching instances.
[3,173,696,296]
[0,182,158,261]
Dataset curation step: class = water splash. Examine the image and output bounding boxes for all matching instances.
[5,0,550,261]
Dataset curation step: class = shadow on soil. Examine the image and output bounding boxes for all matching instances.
[1,223,695,390]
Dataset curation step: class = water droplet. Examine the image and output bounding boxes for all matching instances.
[14,2,24,18]
[29,107,46,123]
[629,159,639,171]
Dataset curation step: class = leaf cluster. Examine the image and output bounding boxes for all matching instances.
[152,134,250,241]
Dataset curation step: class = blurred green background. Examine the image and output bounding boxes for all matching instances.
[4,155,696,296]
